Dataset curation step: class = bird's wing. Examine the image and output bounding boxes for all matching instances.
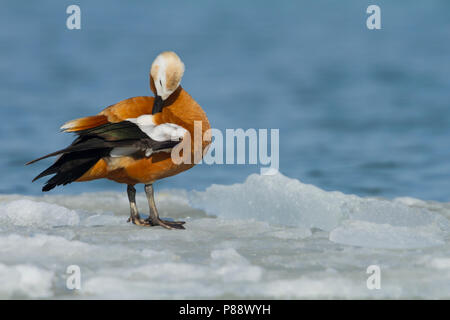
[61,96,155,132]
[27,115,187,166]
[74,116,187,158]
[28,97,187,191]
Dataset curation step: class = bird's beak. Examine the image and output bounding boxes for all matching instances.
[152,95,164,114]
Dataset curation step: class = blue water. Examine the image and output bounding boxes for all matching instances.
[1,1,449,201]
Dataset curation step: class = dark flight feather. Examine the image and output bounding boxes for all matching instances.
[27,120,182,191]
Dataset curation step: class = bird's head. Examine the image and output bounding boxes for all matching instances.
[150,51,185,113]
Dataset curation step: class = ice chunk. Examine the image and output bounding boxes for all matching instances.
[0,172,449,299]
[260,277,360,298]
[259,276,402,299]
[190,172,348,231]
[341,198,450,228]
[329,220,445,249]
[0,199,80,227]
[0,234,94,261]
[0,263,54,298]
[210,248,263,282]
[190,172,450,249]
[429,258,450,270]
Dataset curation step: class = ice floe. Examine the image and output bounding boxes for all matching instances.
[0,172,449,298]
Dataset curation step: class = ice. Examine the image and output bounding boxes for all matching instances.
[429,257,450,270]
[0,199,80,227]
[0,263,54,299]
[260,277,368,299]
[191,172,450,248]
[1,172,450,298]
[190,173,348,231]
[329,221,445,249]
[210,248,263,282]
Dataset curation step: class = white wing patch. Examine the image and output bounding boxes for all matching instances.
[149,123,188,141]
[109,115,187,158]
[126,115,187,141]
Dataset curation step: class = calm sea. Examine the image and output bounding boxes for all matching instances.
[1,0,449,201]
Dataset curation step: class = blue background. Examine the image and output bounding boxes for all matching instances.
[1,1,449,200]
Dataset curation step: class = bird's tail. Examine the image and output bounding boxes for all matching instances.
[26,138,110,192]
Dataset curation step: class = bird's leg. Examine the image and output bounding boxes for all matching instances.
[126,184,150,226]
[144,184,185,229]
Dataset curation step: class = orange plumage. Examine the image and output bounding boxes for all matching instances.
[72,87,211,185]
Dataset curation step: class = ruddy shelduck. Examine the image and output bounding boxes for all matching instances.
[27,51,211,229]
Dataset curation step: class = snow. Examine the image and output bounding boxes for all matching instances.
[0,172,450,299]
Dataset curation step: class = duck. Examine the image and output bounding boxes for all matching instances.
[27,51,211,229]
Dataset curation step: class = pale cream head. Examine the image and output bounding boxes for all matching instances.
[150,51,185,100]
